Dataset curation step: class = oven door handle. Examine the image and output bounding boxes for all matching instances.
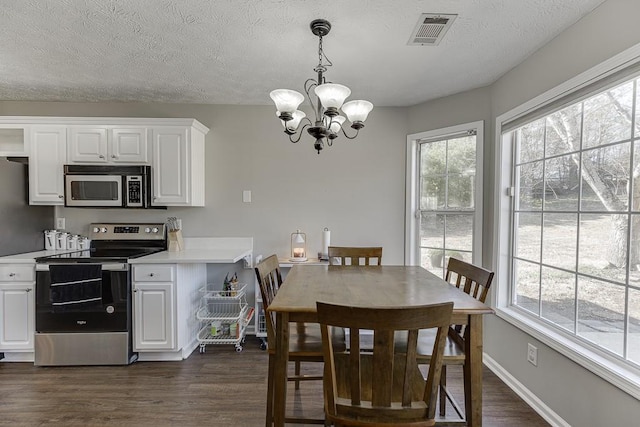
[36,263,130,272]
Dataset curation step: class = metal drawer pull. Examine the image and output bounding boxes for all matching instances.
[9,272,16,277]
[149,273,154,277]
[25,288,32,292]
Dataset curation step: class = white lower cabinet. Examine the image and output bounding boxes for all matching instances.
[0,264,35,353]
[132,263,205,361]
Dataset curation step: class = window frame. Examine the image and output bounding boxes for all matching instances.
[405,121,484,267]
[494,43,640,398]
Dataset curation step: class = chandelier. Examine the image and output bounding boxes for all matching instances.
[270,19,374,154]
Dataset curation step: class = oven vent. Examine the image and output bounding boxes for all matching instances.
[408,13,457,46]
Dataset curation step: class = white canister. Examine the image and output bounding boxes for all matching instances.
[78,237,91,250]
[67,234,79,250]
[44,230,57,250]
[56,232,68,250]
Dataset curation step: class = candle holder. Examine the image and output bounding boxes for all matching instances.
[290,229,308,262]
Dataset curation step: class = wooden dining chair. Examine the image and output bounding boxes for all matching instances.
[402,257,494,421]
[438,257,494,419]
[317,301,453,426]
[255,254,344,426]
[327,246,382,266]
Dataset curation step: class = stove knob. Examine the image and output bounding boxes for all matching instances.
[92,227,100,233]
[151,227,159,233]
[100,227,108,233]
[145,227,151,233]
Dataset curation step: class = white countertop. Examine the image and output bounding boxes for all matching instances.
[0,237,253,265]
[129,237,253,264]
[0,249,77,264]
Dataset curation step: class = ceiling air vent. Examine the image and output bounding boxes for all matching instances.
[408,13,457,46]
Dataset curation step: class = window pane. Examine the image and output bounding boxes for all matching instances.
[544,154,579,211]
[420,139,446,175]
[517,161,544,210]
[580,143,630,212]
[515,212,541,262]
[448,173,475,208]
[545,104,582,157]
[583,81,633,148]
[542,213,577,270]
[579,214,627,284]
[421,248,444,278]
[444,214,473,252]
[541,267,575,332]
[421,175,445,209]
[420,213,444,248]
[628,287,640,366]
[517,119,545,164]
[577,277,625,356]
[515,259,540,315]
[629,214,640,283]
[630,141,640,212]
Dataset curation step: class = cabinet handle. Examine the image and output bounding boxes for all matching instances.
[58,195,64,199]
[9,272,16,277]
[133,288,138,293]
[149,273,155,277]
[99,154,105,159]
[111,154,118,159]
[25,288,32,293]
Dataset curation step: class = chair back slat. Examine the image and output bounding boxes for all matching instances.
[317,301,453,426]
[254,255,283,344]
[328,246,382,266]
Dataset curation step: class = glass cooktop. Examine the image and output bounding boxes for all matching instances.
[36,247,165,263]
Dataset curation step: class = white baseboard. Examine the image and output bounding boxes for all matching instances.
[483,353,570,427]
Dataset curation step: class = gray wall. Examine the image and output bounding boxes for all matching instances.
[0,159,53,256]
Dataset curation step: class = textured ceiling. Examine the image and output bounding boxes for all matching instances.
[0,0,605,107]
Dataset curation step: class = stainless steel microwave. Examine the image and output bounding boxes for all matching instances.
[64,165,152,208]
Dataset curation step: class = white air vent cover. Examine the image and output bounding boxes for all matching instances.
[408,13,457,46]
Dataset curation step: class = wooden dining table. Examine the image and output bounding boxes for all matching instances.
[267,265,494,426]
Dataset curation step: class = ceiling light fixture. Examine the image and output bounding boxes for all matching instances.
[270,19,374,154]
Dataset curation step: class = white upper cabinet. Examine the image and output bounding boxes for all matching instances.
[152,125,206,207]
[29,126,67,205]
[69,127,148,164]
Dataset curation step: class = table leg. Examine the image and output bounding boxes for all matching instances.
[464,314,483,427]
[272,311,290,427]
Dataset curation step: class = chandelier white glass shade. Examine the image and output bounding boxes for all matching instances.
[270,19,374,154]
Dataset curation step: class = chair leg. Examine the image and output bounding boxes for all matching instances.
[266,353,275,426]
[439,365,447,417]
[295,360,301,390]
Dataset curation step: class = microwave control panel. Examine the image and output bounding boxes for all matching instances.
[126,175,143,207]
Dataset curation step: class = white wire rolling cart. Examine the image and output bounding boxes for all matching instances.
[196,283,254,353]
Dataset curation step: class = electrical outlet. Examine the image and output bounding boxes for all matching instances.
[56,217,65,230]
[527,343,538,366]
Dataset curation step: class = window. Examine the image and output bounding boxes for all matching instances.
[496,49,640,396]
[406,122,484,273]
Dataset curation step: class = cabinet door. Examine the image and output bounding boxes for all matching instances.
[29,126,67,204]
[151,127,189,205]
[68,127,108,163]
[0,283,35,351]
[110,128,148,163]
[133,282,176,350]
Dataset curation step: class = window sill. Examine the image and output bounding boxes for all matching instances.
[494,306,640,400]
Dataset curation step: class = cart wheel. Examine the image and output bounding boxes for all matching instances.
[241,337,246,344]
[235,346,243,352]
[260,342,267,351]
[199,345,206,354]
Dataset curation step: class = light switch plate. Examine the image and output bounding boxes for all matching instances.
[56,217,65,229]
[243,190,251,203]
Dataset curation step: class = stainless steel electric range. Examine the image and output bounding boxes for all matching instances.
[34,223,167,366]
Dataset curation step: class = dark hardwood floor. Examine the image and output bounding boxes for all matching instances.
[0,337,549,426]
